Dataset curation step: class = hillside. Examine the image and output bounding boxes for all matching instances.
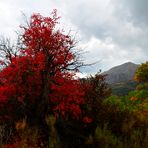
[103,62,139,84]
[110,81,138,96]
[102,62,139,95]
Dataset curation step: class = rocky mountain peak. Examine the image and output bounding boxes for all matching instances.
[103,62,139,84]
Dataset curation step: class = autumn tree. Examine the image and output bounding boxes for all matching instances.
[80,74,111,133]
[54,73,111,147]
[135,61,148,90]
[0,10,85,144]
[135,61,148,83]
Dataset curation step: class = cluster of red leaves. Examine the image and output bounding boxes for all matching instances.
[0,56,42,103]
[21,10,74,72]
[50,72,84,119]
[0,10,87,121]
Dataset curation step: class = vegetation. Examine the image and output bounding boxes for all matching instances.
[110,81,138,96]
[135,61,148,83]
[0,10,147,148]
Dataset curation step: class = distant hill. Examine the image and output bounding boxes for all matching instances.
[103,62,139,84]
[110,81,138,96]
[102,62,139,96]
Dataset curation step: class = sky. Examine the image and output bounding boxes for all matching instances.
[0,0,148,76]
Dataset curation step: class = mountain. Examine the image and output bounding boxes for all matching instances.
[102,62,139,96]
[103,62,139,84]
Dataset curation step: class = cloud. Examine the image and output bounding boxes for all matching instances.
[79,37,146,74]
[59,0,148,73]
[113,0,148,26]
[61,0,114,39]
[0,0,148,75]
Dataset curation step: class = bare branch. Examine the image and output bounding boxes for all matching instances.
[0,36,20,67]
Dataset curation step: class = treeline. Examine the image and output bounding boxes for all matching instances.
[0,72,147,148]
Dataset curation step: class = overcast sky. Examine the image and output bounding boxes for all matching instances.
[0,0,148,76]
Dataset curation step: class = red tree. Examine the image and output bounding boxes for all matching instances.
[0,10,84,126]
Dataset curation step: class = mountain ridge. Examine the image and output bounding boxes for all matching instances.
[102,62,139,84]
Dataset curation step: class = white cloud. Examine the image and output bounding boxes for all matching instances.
[0,0,148,75]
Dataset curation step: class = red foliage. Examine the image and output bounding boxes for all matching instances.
[50,73,84,119]
[4,142,20,148]
[82,116,93,123]
[0,10,84,120]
